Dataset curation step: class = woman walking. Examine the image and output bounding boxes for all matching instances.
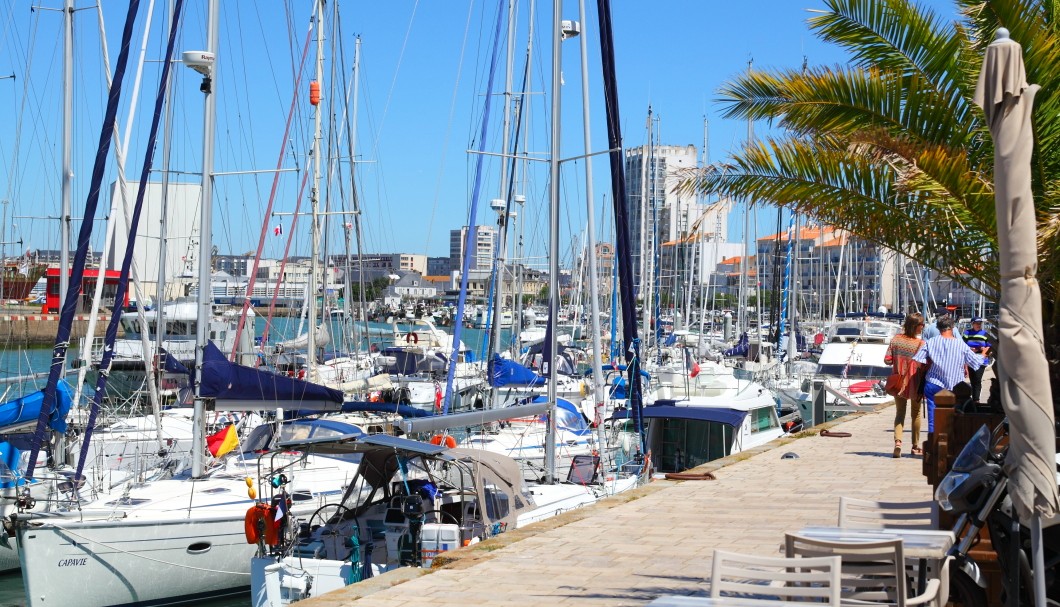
[884,313,925,458]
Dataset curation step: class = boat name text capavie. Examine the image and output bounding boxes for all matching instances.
[58,558,87,567]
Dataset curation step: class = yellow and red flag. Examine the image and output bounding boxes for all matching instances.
[206,424,239,457]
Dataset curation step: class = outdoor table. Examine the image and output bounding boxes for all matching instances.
[795,525,955,595]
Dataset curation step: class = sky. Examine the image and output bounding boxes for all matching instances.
[0,0,959,272]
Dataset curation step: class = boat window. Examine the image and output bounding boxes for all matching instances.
[816,364,891,379]
[279,424,312,442]
[750,407,779,434]
[482,484,511,521]
[170,321,189,335]
[121,318,141,339]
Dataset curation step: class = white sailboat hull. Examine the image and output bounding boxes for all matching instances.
[18,515,254,606]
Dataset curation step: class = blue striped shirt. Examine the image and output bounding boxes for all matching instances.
[913,335,983,390]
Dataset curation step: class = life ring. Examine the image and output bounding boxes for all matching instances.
[405,332,419,344]
[429,434,457,448]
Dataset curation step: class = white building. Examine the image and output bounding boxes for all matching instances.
[449,225,497,273]
[107,181,201,302]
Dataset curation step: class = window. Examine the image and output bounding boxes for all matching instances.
[750,407,779,434]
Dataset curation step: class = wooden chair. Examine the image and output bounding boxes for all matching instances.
[784,533,942,606]
[709,549,842,605]
[837,497,937,530]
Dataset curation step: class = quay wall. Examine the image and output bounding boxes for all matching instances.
[0,312,124,346]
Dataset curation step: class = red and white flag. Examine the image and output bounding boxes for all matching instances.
[274,224,283,236]
[684,348,701,378]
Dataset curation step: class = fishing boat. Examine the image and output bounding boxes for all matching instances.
[0,258,46,301]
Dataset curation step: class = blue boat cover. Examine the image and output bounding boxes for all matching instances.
[0,381,74,433]
[608,401,747,428]
[489,355,545,388]
[523,396,591,435]
[723,332,749,357]
[0,381,75,489]
[199,342,343,405]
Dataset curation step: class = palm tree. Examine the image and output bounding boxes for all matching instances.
[690,0,1060,392]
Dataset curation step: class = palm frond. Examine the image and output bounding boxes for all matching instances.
[811,0,967,99]
[717,67,976,149]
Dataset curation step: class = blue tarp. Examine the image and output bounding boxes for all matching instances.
[199,342,343,407]
[489,355,545,388]
[608,401,747,428]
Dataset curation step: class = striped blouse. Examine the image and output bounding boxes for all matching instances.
[912,335,983,390]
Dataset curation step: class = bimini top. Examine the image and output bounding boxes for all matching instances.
[608,401,747,427]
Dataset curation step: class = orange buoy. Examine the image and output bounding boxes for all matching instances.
[429,434,456,448]
[309,81,321,106]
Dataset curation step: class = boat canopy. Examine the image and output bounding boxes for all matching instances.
[198,342,344,410]
[608,401,747,428]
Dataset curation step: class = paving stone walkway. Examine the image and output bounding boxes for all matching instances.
[302,405,933,606]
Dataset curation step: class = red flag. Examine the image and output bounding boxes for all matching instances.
[274,224,283,236]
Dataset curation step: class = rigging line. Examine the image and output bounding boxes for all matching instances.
[443,0,506,416]
[367,0,419,163]
[231,18,314,359]
[423,0,477,259]
[3,6,43,208]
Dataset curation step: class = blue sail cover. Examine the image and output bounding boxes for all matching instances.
[526,396,591,436]
[199,342,343,408]
[0,381,74,433]
[489,355,545,388]
[723,332,750,357]
[0,381,75,489]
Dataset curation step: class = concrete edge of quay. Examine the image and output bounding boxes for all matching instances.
[303,400,893,604]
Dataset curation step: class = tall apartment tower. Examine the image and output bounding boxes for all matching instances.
[449,225,498,274]
[623,143,727,296]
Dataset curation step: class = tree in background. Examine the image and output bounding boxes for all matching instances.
[689,0,1060,399]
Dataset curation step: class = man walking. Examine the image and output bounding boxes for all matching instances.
[961,317,991,402]
[913,315,984,433]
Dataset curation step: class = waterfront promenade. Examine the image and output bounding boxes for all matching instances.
[303,404,933,606]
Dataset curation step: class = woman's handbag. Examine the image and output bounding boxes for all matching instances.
[884,372,906,397]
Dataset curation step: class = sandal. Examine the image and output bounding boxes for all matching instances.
[911,446,923,456]
[893,440,902,458]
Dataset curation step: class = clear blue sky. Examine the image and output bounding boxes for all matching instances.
[0,0,958,270]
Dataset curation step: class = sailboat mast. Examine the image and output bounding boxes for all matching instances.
[576,0,605,460]
[308,0,325,366]
[738,62,752,337]
[488,0,518,409]
[545,0,564,484]
[192,0,220,479]
[60,0,73,309]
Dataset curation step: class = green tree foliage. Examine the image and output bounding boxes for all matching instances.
[689,0,1060,392]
